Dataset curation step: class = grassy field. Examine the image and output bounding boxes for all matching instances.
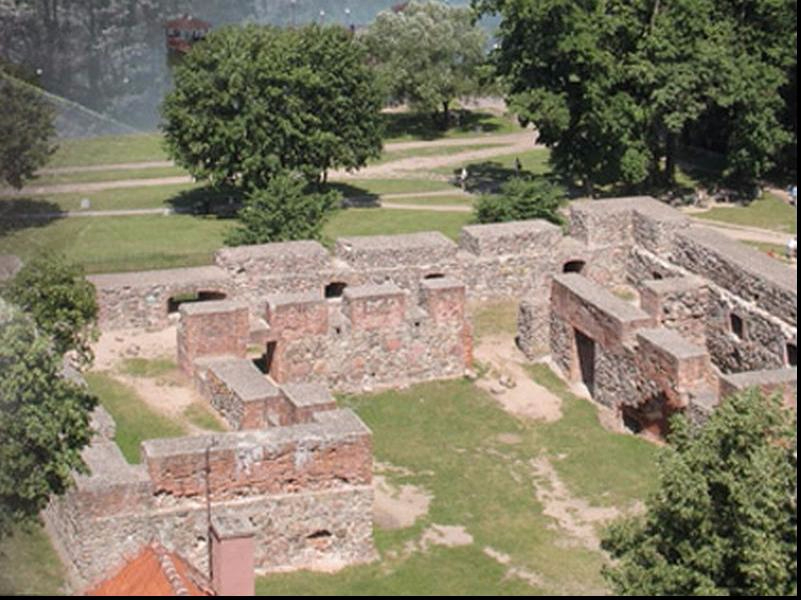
[33,165,187,186]
[380,194,472,207]
[84,372,187,463]
[0,524,67,595]
[381,110,521,143]
[257,368,658,595]
[694,192,796,234]
[48,133,168,167]
[374,143,505,165]
[323,208,472,243]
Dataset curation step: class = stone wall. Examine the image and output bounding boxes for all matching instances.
[262,279,472,393]
[177,300,250,375]
[43,406,376,590]
[718,368,797,409]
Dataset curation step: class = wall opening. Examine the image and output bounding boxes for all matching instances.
[424,273,445,280]
[787,343,797,367]
[574,329,595,395]
[651,271,664,280]
[730,313,744,338]
[621,393,674,438]
[167,290,227,313]
[324,282,347,299]
[563,260,586,274]
[255,341,277,376]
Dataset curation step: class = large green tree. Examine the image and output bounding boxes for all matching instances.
[602,389,797,595]
[362,0,488,127]
[0,300,97,538]
[2,255,99,368]
[162,23,383,190]
[474,177,566,225]
[476,0,796,193]
[0,69,56,189]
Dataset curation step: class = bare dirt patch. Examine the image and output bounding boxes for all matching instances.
[419,524,473,549]
[496,433,523,445]
[373,475,432,530]
[529,456,621,550]
[93,326,178,371]
[474,335,562,422]
[483,547,544,588]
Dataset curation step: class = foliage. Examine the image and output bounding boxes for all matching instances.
[224,173,341,246]
[2,255,98,367]
[0,300,97,538]
[162,24,383,190]
[362,1,488,127]
[474,177,565,225]
[0,70,56,189]
[477,0,796,192]
[601,390,797,596]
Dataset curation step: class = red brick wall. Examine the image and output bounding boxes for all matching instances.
[177,303,249,374]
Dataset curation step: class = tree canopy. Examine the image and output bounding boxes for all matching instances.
[602,389,797,596]
[224,173,341,246]
[474,177,566,225]
[476,0,797,193]
[0,69,56,189]
[162,23,383,190]
[0,300,97,538]
[2,255,99,368]
[362,0,488,127]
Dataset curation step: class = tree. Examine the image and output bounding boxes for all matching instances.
[0,69,56,189]
[0,300,97,538]
[474,177,566,225]
[602,390,797,596]
[162,23,383,190]
[2,255,98,368]
[224,173,341,246]
[476,0,796,192]
[362,1,488,128]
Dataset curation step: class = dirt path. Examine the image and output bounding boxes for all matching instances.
[38,161,175,175]
[380,202,472,213]
[0,175,195,197]
[691,219,796,245]
[474,334,563,422]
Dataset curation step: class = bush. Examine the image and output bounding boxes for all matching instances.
[474,177,566,225]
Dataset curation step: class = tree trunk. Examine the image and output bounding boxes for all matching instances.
[664,131,676,186]
[584,176,594,199]
[442,101,450,129]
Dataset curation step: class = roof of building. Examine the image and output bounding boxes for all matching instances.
[85,543,212,596]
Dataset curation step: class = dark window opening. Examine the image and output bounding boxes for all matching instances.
[651,271,664,280]
[167,290,227,313]
[575,329,595,395]
[622,393,675,439]
[325,282,348,299]
[306,530,332,540]
[787,343,797,367]
[730,313,744,339]
[563,260,586,274]
[424,273,445,280]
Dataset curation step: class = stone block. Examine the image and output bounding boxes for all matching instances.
[343,284,406,331]
[420,277,465,324]
[459,220,562,256]
[177,300,249,374]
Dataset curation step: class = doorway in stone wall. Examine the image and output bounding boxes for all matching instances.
[574,329,596,395]
[254,341,277,377]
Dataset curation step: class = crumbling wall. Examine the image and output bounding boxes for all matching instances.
[43,407,376,590]
[263,279,471,392]
[719,368,797,409]
[177,300,249,375]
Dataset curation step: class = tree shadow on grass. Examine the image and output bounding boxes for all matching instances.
[0,197,66,237]
[382,110,505,141]
[324,182,380,207]
[164,186,244,218]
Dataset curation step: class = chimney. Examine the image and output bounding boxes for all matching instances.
[210,515,256,596]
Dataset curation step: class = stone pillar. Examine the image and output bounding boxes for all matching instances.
[210,515,255,596]
[177,301,249,375]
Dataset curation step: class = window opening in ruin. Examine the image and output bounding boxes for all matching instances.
[622,393,674,438]
[424,273,445,279]
[574,329,596,395]
[167,290,227,313]
[254,341,277,376]
[563,260,586,274]
[325,282,348,299]
[652,272,664,280]
[306,530,332,540]
[730,313,744,338]
[787,343,797,367]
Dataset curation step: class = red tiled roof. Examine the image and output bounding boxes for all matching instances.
[85,544,212,596]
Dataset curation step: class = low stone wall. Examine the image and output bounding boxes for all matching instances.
[177,300,249,375]
[719,368,797,409]
[43,407,376,590]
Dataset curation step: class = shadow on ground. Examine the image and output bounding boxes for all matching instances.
[0,197,66,236]
[164,186,244,217]
[382,110,505,141]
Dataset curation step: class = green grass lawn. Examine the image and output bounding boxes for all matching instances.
[84,372,187,464]
[48,133,168,168]
[323,208,472,243]
[380,194,472,206]
[0,524,67,595]
[257,368,658,595]
[373,143,505,166]
[32,165,186,186]
[694,192,796,234]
